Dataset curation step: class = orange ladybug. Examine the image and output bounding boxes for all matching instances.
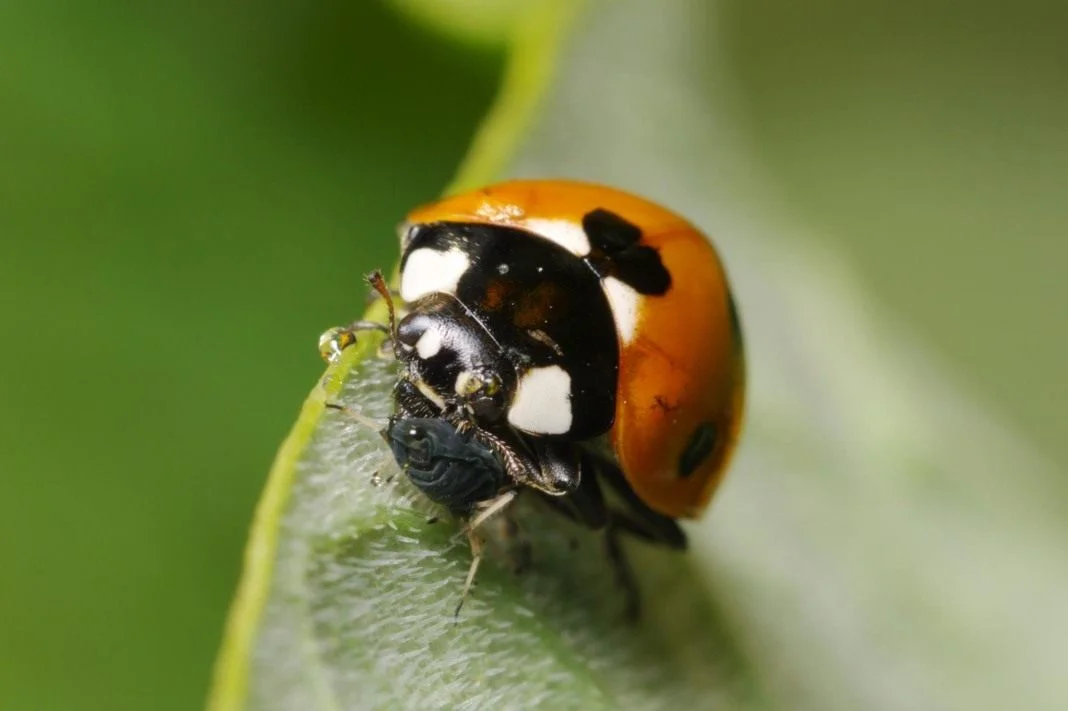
[330,179,745,615]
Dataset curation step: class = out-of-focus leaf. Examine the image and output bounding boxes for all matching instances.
[387,0,525,47]
[210,0,1068,709]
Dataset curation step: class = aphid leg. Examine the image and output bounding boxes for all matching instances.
[461,489,518,536]
[453,491,519,619]
[323,402,392,488]
[323,401,386,433]
[455,528,484,620]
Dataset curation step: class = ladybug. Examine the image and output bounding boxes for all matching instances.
[324,179,745,616]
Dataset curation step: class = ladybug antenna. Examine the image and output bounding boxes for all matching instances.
[366,269,400,358]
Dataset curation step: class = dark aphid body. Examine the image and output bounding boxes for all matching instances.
[385,417,506,514]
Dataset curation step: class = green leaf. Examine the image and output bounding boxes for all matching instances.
[210,1,1068,709]
[386,0,525,47]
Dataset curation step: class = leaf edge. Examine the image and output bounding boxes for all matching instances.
[204,2,584,708]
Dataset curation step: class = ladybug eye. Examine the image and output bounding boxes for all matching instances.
[453,369,508,424]
[454,370,502,398]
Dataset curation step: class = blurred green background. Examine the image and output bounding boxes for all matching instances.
[0,2,499,709]
[1,1,1064,710]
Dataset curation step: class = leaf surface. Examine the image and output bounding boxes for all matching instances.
[210,1,1068,709]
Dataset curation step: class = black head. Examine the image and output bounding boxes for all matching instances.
[384,416,507,514]
[395,293,516,424]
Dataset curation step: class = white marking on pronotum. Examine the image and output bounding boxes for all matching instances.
[415,327,443,359]
[507,365,572,435]
[400,248,470,301]
[602,276,641,344]
[522,218,591,256]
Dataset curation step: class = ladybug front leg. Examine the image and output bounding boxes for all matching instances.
[535,449,609,530]
[392,378,441,419]
[474,427,582,498]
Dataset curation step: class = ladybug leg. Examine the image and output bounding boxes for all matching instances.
[598,462,690,621]
[597,459,687,549]
[476,428,582,497]
[570,459,644,621]
[604,522,642,622]
[535,458,646,620]
[535,451,609,529]
[462,489,518,534]
[540,494,643,620]
[547,452,685,548]
[530,440,583,495]
[558,453,688,620]
[393,379,441,419]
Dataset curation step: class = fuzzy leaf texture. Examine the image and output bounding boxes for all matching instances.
[209,1,1068,709]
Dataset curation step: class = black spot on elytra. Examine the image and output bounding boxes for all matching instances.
[581,209,671,296]
[678,422,718,479]
[583,208,643,250]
